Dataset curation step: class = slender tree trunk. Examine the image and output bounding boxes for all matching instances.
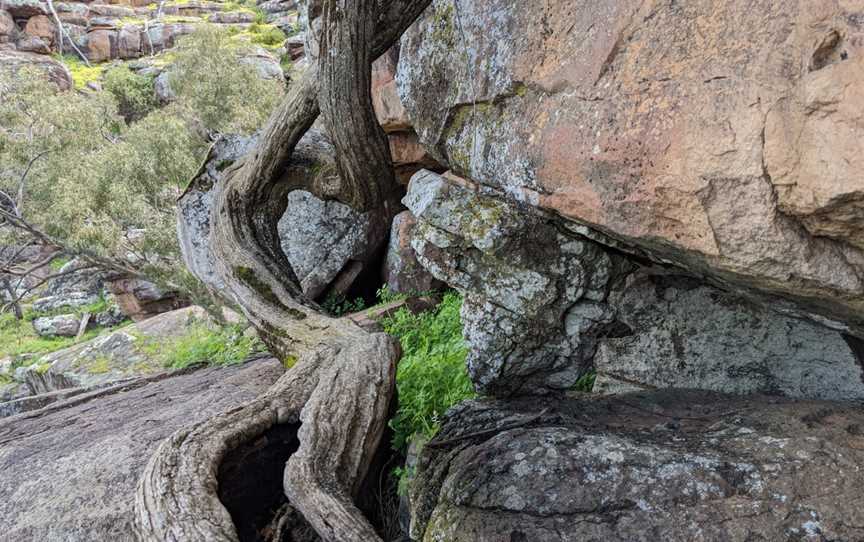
[136,2,432,541]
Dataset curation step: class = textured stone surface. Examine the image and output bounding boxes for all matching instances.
[105,277,187,321]
[405,170,623,395]
[0,50,72,89]
[382,210,442,295]
[594,270,864,400]
[397,0,864,337]
[0,358,284,541]
[278,189,374,299]
[18,306,214,396]
[411,391,864,542]
[31,313,83,337]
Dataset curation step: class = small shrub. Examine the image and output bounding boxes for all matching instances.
[382,292,474,452]
[248,23,286,48]
[321,292,366,316]
[573,370,596,392]
[103,66,157,122]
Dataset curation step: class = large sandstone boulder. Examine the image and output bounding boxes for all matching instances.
[411,391,864,542]
[0,9,15,43]
[0,358,285,540]
[397,0,864,337]
[105,277,187,321]
[406,169,864,399]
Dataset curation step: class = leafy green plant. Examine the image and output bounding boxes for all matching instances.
[320,293,366,316]
[103,66,157,122]
[169,24,284,133]
[140,319,263,370]
[382,292,474,452]
[573,370,596,392]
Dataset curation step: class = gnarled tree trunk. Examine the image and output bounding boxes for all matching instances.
[135,1,432,541]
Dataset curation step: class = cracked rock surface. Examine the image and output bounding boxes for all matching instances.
[410,390,864,542]
[397,0,864,336]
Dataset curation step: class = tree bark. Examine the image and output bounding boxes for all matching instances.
[136,1,431,541]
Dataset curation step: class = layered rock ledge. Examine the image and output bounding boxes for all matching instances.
[410,390,864,542]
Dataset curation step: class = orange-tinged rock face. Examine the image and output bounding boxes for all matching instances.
[23,14,54,45]
[398,0,864,333]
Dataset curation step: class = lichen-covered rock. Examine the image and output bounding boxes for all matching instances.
[0,10,15,43]
[31,291,100,313]
[20,306,215,396]
[0,357,284,541]
[382,210,442,295]
[411,391,864,542]
[278,189,375,299]
[406,169,864,401]
[594,271,864,400]
[31,313,84,337]
[397,0,864,337]
[404,170,623,395]
[0,50,72,89]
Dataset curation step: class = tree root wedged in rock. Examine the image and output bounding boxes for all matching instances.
[136,2,432,540]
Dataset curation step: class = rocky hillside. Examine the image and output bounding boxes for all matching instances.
[3,1,864,541]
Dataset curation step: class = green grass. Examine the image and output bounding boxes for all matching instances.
[0,311,101,359]
[228,22,287,50]
[381,292,474,452]
[139,320,264,370]
[56,55,105,91]
[573,370,596,392]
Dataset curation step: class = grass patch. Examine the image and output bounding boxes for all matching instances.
[139,319,264,370]
[0,311,100,359]
[573,370,596,392]
[56,55,106,91]
[381,292,474,452]
[228,22,286,50]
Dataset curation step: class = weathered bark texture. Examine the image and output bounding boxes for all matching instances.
[138,1,431,541]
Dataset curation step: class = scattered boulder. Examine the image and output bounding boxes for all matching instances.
[405,170,621,396]
[32,291,99,313]
[0,10,15,43]
[397,0,864,337]
[31,313,84,338]
[22,13,53,44]
[278,189,377,299]
[21,306,217,395]
[153,69,175,102]
[382,210,442,295]
[0,0,47,18]
[0,50,72,89]
[239,46,284,79]
[105,277,187,321]
[0,357,285,540]
[411,391,864,542]
[15,34,50,53]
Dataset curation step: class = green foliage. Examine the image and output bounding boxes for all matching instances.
[320,292,366,316]
[248,23,286,48]
[0,311,100,359]
[140,319,263,370]
[103,66,157,121]
[56,54,105,90]
[573,370,596,392]
[169,24,285,133]
[382,292,474,452]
